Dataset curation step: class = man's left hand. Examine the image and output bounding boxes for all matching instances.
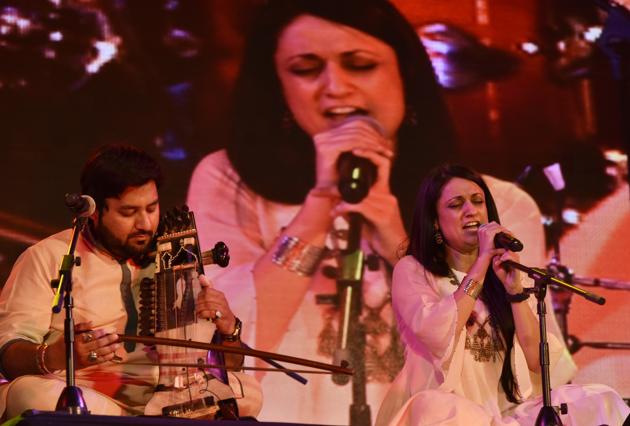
[196,274,237,336]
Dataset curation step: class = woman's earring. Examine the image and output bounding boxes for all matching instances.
[434,229,444,245]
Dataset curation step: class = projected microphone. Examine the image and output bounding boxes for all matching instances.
[337,154,376,204]
[64,193,96,217]
[331,212,363,386]
[494,232,524,252]
[335,116,384,204]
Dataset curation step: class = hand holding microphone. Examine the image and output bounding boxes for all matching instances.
[332,115,387,204]
[478,221,523,252]
[478,223,524,292]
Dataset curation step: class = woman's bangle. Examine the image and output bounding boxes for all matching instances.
[35,343,52,375]
[272,235,326,277]
[461,277,483,299]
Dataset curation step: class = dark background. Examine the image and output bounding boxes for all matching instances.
[0,0,625,282]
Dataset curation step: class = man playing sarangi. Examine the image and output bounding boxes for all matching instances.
[0,144,262,420]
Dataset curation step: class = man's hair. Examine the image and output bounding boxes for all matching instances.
[80,144,163,211]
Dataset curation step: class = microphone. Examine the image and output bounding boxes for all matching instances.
[337,154,376,204]
[335,116,383,204]
[64,193,96,217]
[494,232,524,252]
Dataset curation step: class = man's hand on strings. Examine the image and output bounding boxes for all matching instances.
[197,274,237,336]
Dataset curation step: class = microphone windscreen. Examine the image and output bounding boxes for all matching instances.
[65,193,96,217]
[334,115,384,204]
[494,232,524,252]
[333,115,385,136]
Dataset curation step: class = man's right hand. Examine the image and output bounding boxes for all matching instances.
[70,321,122,369]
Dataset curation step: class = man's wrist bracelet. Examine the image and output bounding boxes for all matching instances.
[220,317,242,342]
[35,343,52,375]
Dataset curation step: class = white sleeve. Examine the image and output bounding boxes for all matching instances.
[0,241,60,353]
[186,151,264,344]
[392,256,458,362]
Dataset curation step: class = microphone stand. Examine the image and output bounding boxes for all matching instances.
[335,212,371,426]
[50,215,90,414]
[502,260,606,426]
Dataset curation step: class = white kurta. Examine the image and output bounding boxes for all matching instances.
[0,227,262,420]
[187,149,577,425]
[0,229,159,417]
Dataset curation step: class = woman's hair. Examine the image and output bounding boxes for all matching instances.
[226,0,456,228]
[407,164,521,403]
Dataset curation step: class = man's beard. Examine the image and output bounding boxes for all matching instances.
[95,220,154,260]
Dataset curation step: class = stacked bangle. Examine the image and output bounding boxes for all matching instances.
[35,343,52,375]
[461,277,483,299]
[272,235,326,277]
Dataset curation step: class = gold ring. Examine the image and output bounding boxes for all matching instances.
[82,333,94,343]
[87,351,98,363]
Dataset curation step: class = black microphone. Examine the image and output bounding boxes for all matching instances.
[335,116,383,204]
[337,153,376,204]
[64,193,96,217]
[494,232,524,252]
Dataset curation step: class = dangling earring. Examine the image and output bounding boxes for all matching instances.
[434,229,444,245]
[404,104,418,127]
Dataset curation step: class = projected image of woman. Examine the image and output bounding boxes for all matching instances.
[187,0,575,423]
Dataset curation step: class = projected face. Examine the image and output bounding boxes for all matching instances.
[94,181,160,259]
[274,15,405,141]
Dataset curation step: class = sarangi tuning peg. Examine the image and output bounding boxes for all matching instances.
[212,241,230,268]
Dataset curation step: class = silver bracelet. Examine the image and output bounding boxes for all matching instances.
[272,236,326,277]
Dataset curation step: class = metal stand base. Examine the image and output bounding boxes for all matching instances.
[535,406,563,426]
[55,386,89,414]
